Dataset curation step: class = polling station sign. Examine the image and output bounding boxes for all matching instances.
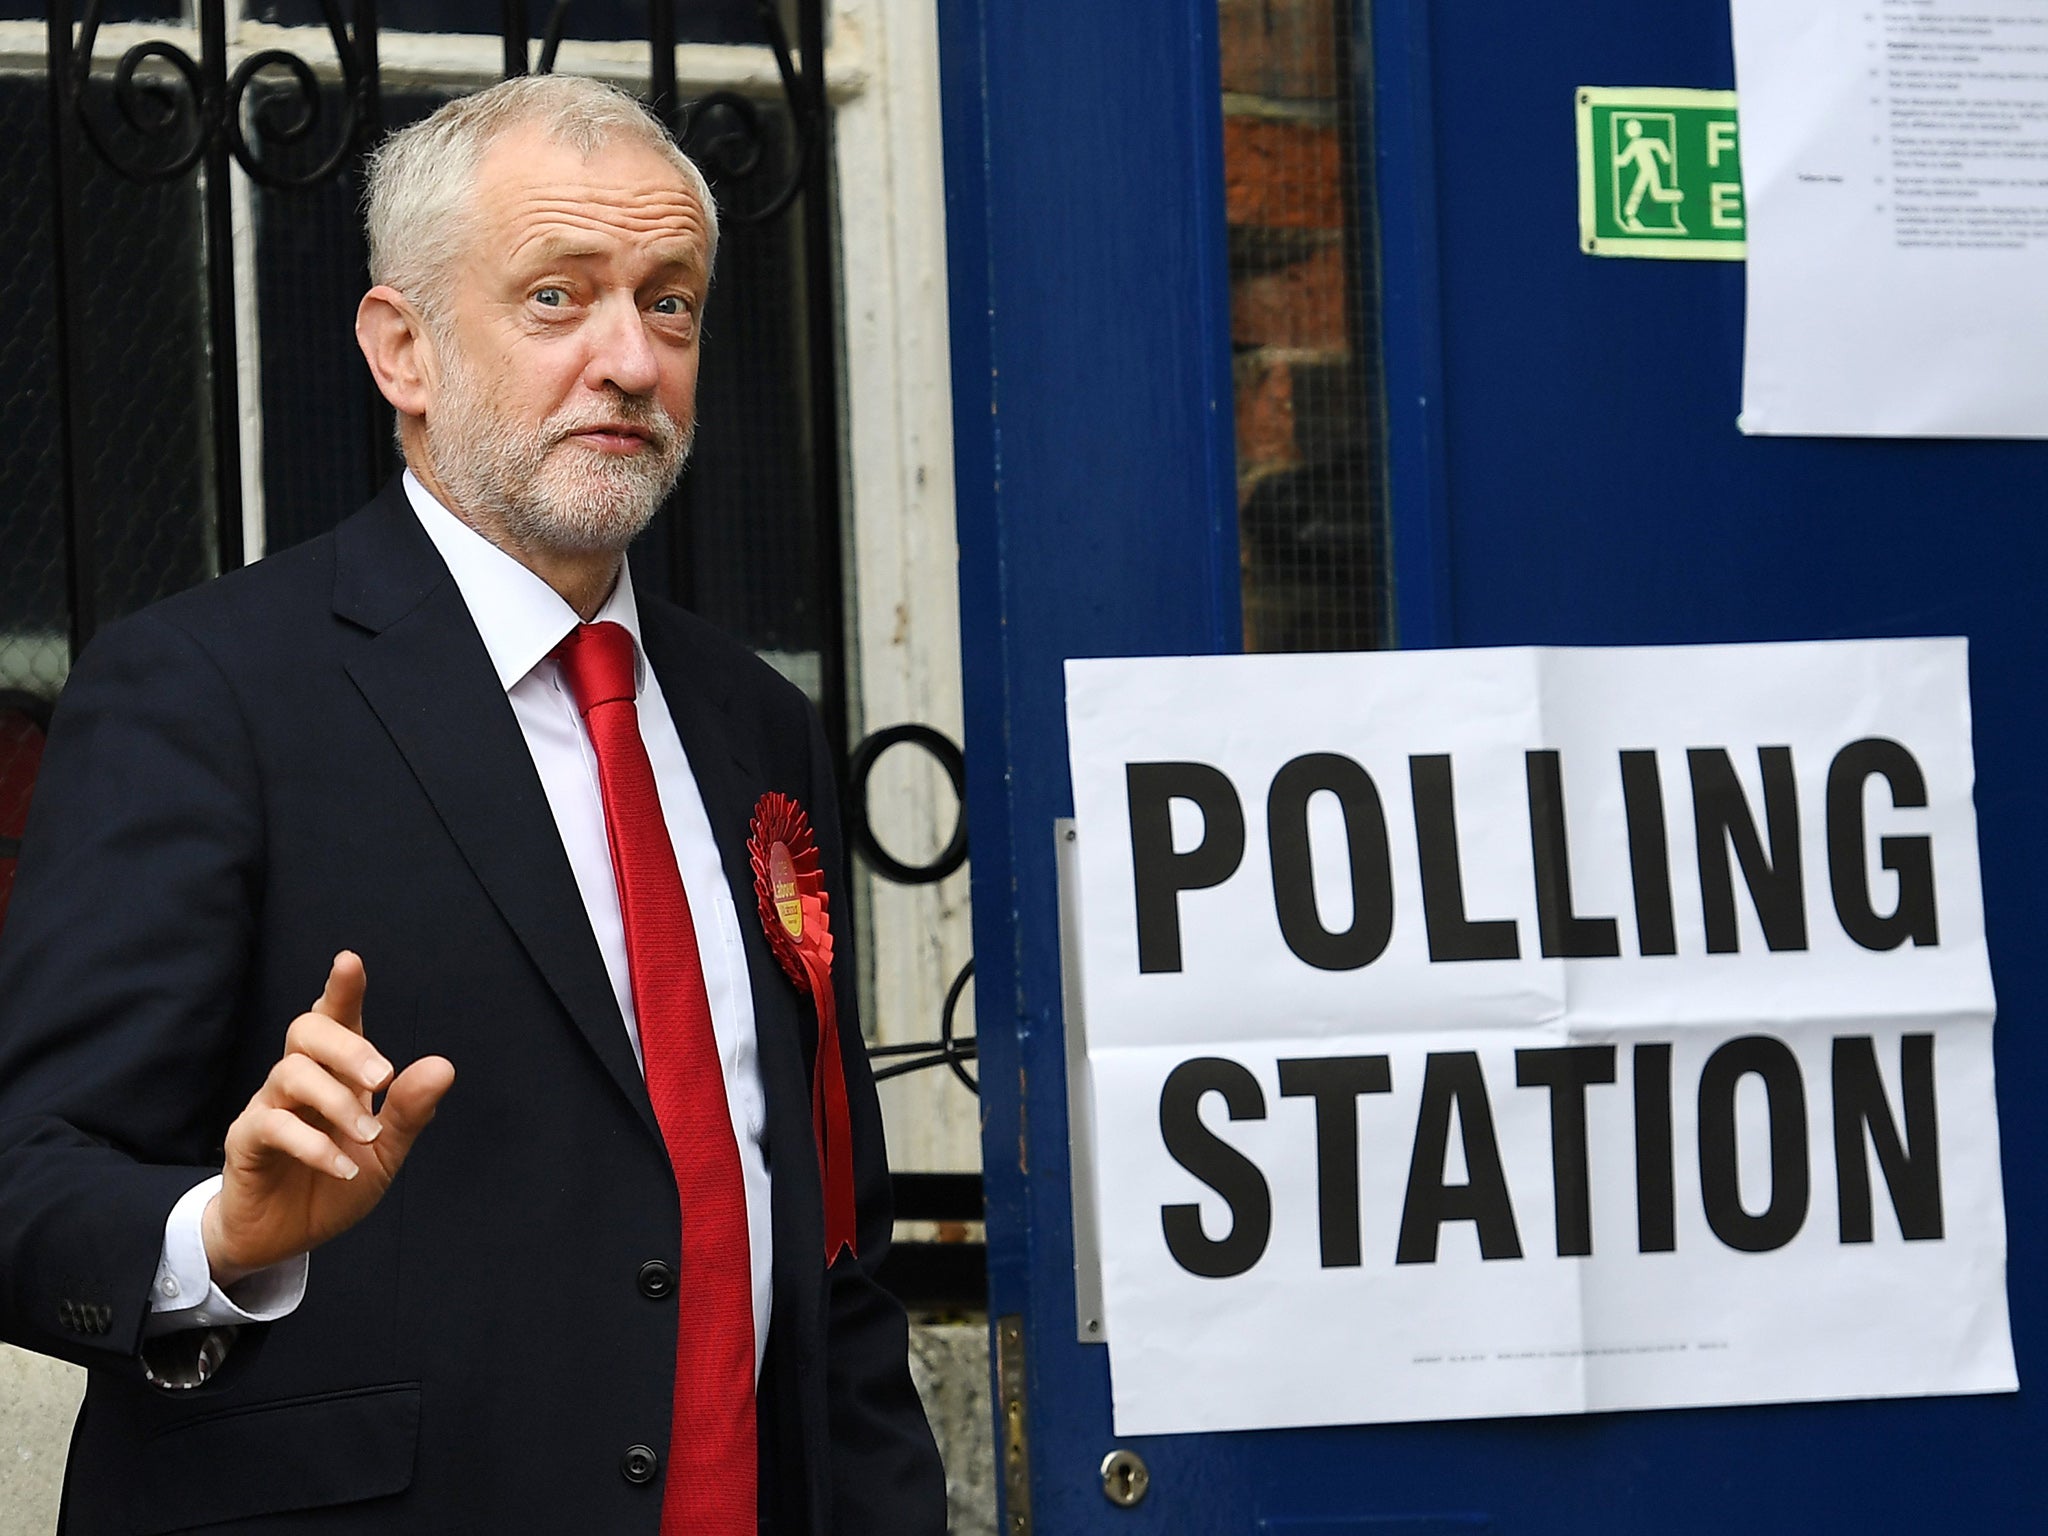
[1064,641,2014,1436]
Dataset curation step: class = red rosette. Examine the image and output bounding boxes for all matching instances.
[748,792,857,1263]
[748,791,832,986]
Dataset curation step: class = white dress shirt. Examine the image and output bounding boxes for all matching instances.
[150,472,775,1373]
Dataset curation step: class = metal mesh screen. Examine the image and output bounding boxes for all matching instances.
[254,77,423,551]
[0,78,71,705]
[657,99,823,672]
[69,106,219,623]
[0,79,65,934]
[0,64,214,929]
[1220,0,1387,652]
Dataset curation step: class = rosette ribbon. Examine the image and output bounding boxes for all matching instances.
[749,792,857,1263]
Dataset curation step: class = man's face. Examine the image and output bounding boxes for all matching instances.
[421,123,710,556]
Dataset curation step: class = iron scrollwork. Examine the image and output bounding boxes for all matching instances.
[66,0,371,190]
[533,0,818,227]
[871,959,977,1095]
[846,724,970,886]
[58,0,816,210]
[846,724,977,1095]
[224,35,369,192]
[673,0,816,225]
[97,38,206,181]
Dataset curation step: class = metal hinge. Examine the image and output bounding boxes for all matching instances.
[996,1313,1033,1536]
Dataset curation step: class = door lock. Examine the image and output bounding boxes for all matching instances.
[1099,1448,1150,1508]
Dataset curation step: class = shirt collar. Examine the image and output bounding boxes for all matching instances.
[402,469,646,695]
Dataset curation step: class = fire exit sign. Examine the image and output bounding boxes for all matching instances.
[1575,87,1745,260]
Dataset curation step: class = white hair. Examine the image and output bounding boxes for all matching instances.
[363,74,720,325]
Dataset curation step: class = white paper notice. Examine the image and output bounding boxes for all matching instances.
[1064,641,2016,1436]
[1732,0,2048,437]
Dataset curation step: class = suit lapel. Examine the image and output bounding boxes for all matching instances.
[332,485,659,1140]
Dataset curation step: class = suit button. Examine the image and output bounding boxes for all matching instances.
[637,1260,676,1299]
[621,1444,660,1485]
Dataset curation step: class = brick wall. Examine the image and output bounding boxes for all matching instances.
[1219,0,1384,651]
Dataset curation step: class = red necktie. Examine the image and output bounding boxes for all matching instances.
[554,621,756,1536]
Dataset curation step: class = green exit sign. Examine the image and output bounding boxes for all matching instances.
[1575,87,1744,260]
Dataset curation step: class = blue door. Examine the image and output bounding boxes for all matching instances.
[938,0,2046,1529]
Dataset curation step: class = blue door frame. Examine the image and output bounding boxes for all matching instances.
[936,0,1240,1523]
[939,0,2046,1528]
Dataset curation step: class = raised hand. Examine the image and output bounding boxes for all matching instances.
[202,951,455,1284]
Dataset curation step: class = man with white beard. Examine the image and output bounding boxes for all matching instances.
[0,73,946,1536]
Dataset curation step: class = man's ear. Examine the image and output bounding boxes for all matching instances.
[356,285,435,419]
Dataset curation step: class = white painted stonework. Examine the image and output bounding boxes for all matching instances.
[832,0,979,1174]
[0,1346,81,1536]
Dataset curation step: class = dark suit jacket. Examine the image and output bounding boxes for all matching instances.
[0,480,946,1535]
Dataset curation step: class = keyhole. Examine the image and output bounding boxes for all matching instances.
[1099,1448,1150,1508]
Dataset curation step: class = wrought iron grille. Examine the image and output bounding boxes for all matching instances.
[3,0,978,1121]
[28,0,839,695]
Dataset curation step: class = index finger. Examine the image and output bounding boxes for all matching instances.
[312,949,367,1035]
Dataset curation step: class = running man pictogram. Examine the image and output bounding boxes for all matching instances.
[1613,115,1686,233]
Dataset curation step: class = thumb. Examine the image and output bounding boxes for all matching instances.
[375,1055,455,1161]
[313,950,368,1035]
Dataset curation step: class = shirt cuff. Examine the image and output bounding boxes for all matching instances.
[143,1175,309,1338]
